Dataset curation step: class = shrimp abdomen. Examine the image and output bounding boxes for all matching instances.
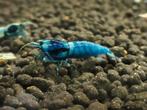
[68,41,111,58]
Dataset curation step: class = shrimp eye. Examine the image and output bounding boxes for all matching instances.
[7,25,18,33]
[39,41,43,45]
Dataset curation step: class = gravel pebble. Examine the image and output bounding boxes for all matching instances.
[16,107,27,110]
[16,74,32,86]
[31,77,54,91]
[128,73,142,85]
[98,89,108,102]
[1,46,10,52]
[15,58,30,67]
[140,46,147,56]
[22,63,45,76]
[0,106,16,110]
[127,92,147,101]
[61,105,84,110]
[50,83,67,93]
[13,84,24,95]
[129,85,144,93]
[122,55,136,64]
[117,64,133,75]
[42,91,73,110]
[0,67,5,75]
[111,46,127,57]
[121,74,130,84]
[87,101,108,110]
[107,69,120,82]
[81,59,98,73]
[0,76,15,87]
[92,72,111,91]
[73,92,90,107]
[10,39,25,52]
[0,86,6,104]
[111,86,128,99]
[16,92,40,110]
[124,101,147,110]
[110,97,123,110]
[6,88,14,96]
[135,69,146,81]
[83,84,99,99]
[67,83,82,94]
[77,72,94,83]
[4,95,22,108]
[111,80,122,88]
[101,37,115,47]
[26,86,44,99]
[128,45,139,55]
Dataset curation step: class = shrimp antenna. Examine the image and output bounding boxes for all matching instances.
[17,42,40,53]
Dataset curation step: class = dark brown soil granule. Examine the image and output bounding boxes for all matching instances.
[0,0,147,110]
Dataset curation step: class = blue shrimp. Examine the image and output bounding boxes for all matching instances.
[0,21,34,39]
[23,39,118,64]
[20,39,118,76]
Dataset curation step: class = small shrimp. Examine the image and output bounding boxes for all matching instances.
[20,39,118,64]
[0,21,34,39]
[19,39,118,76]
